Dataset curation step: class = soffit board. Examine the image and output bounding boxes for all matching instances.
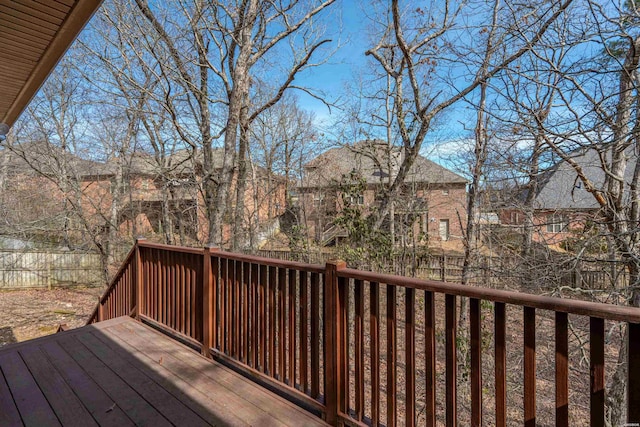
[0,0,103,127]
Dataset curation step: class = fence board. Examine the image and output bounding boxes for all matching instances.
[0,250,102,289]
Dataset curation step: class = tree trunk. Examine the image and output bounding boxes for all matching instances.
[208,1,257,246]
[233,97,250,250]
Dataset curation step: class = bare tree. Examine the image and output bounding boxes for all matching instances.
[131,0,336,247]
[249,94,320,251]
[511,1,640,422]
[363,0,574,232]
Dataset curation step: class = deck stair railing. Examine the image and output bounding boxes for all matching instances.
[88,238,640,426]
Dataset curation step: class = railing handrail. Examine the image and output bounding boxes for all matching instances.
[137,240,204,255]
[86,245,136,324]
[338,267,640,323]
[100,246,136,303]
[138,240,327,273]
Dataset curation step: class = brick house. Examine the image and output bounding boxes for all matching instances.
[111,149,286,246]
[0,143,285,248]
[297,141,468,246]
[497,148,620,246]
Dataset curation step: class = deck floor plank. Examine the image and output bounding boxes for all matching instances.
[109,320,326,426]
[19,345,98,427]
[105,322,291,426]
[54,334,173,427]
[0,359,23,427]
[39,340,135,427]
[88,328,239,427]
[122,320,319,423]
[89,328,247,426]
[0,317,327,427]
[75,331,210,427]
[0,351,61,427]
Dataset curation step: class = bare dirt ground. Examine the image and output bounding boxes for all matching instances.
[0,287,104,347]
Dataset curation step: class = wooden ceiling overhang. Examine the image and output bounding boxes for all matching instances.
[0,0,103,128]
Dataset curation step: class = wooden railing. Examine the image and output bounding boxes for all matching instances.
[87,246,136,324]
[89,239,640,426]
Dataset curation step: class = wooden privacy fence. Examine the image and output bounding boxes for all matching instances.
[89,239,640,426]
[0,249,103,289]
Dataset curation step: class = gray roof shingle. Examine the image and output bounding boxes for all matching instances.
[300,140,467,188]
[535,148,638,210]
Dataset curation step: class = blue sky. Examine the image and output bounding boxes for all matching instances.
[291,1,474,161]
[293,2,368,122]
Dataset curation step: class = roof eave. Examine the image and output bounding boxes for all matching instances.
[1,0,103,127]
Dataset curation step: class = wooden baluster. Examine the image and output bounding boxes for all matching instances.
[370,282,380,427]
[354,279,364,422]
[278,268,286,380]
[310,272,320,398]
[176,252,183,334]
[470,298,482,427]
[555,312,568,427]
[269,266,277,376]
[161,249,167,326]
[251,263,259,368]
[628,323,640,424]
[524,307,536,427]
[243,262,250,365]
[339,275,349,416]
[425,291,436,427]
[405,287,416,427]
[445,294,457,427]
[220,258,228,355]
[191,258,196,338]
[300,270,309,393]
[387,284,397,427]
[590,317,604,426]
[288,269,297,386]
[168,251,174,330]
[233,260,240,358]
[495,302,506,427]
[259,264,267,372]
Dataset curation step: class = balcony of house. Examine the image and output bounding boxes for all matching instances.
[2,240,637,426]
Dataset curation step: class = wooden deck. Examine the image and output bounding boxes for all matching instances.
[0,316,328,427]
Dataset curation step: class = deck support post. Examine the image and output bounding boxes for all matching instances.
[134,238,145,320]
[202,246,219,358]
[324,259,346,426]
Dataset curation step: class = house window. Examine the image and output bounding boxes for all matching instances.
[439,219,450,241]
[347,194,364,205]
[313,194,324,207]
[442,189,449,195]
[546,215,568,233]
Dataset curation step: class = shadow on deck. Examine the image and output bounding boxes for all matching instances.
[0,316,327,426]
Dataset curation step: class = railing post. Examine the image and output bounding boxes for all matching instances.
[134,238,145,320]
[202,246,219,358]
[324,259,346,426]
[97,296,103,322]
